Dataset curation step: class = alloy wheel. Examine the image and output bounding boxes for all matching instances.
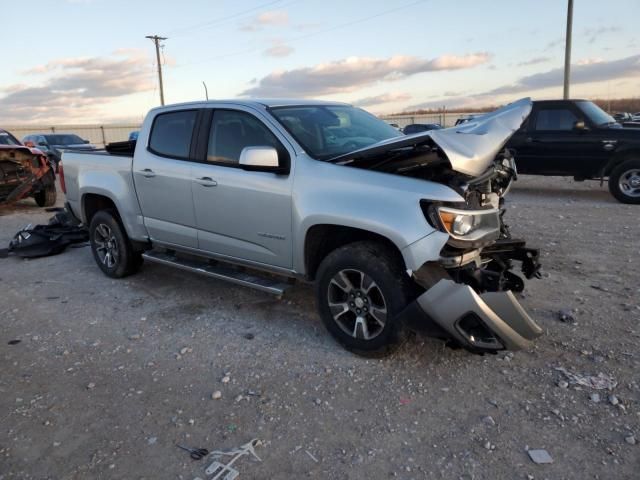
[94,223,119,268]
[327,269,388,340]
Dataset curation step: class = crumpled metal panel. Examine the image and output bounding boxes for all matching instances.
[0,146,52,204]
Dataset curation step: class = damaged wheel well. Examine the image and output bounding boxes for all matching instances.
[304,224,405,281]
[83,194,120,226]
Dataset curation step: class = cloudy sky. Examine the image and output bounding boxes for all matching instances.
[1,0,639,124]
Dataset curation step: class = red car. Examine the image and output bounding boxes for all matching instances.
[0,128,57,207]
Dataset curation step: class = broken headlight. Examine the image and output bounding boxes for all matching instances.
[435,206,501,244]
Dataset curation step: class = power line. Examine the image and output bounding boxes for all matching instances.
[166,0,286,37]
[146,35,167,105]
[172,0,427,69]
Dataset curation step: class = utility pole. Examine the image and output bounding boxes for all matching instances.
[146,35,167,105]
[563,0,574,99]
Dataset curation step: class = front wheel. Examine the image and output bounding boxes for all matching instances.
[315,241,414,356]
[89,210,142,278]
[608,159,640,204]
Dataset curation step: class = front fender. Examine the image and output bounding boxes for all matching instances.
[292,156,462,273]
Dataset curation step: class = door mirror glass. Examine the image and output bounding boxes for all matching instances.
[239,146,279,169]
[573,120,587,131]
[38,141,47,146]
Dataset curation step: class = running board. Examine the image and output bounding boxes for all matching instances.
[142,250,291,296]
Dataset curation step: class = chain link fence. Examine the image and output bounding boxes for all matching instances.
[4,124,141,147]
[379,112,477,129]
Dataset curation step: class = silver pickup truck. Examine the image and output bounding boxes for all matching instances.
[61,98,542,355]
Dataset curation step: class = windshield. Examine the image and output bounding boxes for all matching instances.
[577,101,615,126]
[45,134,85,145]
[270,105,402,160]
[0,132,20,146]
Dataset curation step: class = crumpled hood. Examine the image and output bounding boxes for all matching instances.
[428,98,532,176]
[330,98,532,177]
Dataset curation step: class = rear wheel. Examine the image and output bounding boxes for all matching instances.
[315,241,414,356]
[34,183,57,208]
[608,159,640,204]
[89,210,142,278]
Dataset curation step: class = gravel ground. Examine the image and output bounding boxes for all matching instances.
[1,176,638,480]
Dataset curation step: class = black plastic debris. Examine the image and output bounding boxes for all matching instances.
[0,208,89,259]
[8,339,21,345]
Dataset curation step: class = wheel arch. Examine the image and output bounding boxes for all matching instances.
[303,224,406,281]
[604,148,640,176]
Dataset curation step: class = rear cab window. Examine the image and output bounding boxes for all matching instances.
[148,110,198,159]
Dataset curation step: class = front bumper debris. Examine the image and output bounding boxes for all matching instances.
[400,279,542,352]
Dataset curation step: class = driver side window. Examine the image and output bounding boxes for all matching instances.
[535,109,579,131]
[207,110,281,165]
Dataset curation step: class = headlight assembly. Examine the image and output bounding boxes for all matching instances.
[436,206,501,243]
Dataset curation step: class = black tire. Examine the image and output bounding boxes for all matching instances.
[608,159,640,204]
[89,210,143,278]
[34,184,57,207]
[315,241,414,356]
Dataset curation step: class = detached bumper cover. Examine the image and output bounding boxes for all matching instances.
[405,279,542,351]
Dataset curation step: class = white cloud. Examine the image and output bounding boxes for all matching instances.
[517,56,551,67]
[0,50,154,123]
[240,10,289,32]
[263,41,294,58]
[242,52,491,97]
[352,92,411,107]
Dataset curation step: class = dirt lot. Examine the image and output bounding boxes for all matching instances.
[1,176,638,480]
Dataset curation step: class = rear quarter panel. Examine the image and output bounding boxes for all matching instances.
[62,151,148,240]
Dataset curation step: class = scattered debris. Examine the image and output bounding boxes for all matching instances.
[176,444,209,460]
[8,339,21,345]
[0,209,88,259]
[305,450,319,463]
[555,367,617,390]
[211,391,222,400]
[625,435,636,446]
[206,439,262,479]
[528,449,553,464]
[244,333,255,340]
[86,382,96,390]
[609,395,619,406]
[221,376,230,384]
[557,309,575,322]
[482,416,496,426]
[557,380,569,389]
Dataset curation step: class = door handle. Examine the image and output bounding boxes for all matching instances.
[525,137,540,143]
[195,176,217,187]
[139,168,156,178]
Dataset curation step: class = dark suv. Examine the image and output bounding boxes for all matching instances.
[507,100,640,203]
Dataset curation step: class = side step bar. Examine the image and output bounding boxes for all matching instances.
[142,250,291,296]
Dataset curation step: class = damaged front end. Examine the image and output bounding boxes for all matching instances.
[329,98,542,352]
[0,146,55,206]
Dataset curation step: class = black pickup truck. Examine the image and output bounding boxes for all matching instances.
[506,99,640,203]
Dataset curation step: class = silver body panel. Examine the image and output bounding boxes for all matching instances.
[63,98,529,277]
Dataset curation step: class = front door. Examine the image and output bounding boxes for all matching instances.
[133,109,199,248]
[191,108,293,268]
[514,105,605,176]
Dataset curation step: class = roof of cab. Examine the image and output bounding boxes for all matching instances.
[149,98,351,113]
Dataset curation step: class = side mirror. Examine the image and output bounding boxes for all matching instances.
[83,139,90,144]
[239,146,279,169]
[38,141,48,147]
[573,120,587,131]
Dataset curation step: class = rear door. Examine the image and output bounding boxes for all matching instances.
[133,109,199,248]
[190,107,294,268]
